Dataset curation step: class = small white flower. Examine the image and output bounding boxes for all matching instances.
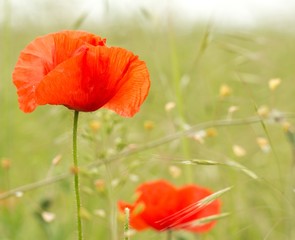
[233,145,246,157]
[165,102,176,112]
[41,211,56,223]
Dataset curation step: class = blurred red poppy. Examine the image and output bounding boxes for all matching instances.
[12,30,150,117]
[118,180,220,233]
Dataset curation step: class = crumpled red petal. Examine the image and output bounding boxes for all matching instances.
[87,46,150,116]
[35,45,150,115]
[176,185,221,232]
[12,30,105,112]
[135,180,179,231]
[35,46,95,111]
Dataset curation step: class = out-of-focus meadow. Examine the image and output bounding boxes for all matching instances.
[1,0,295,239]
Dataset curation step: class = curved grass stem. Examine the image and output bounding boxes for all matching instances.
[2,114,295,200]
[73,110,83,240]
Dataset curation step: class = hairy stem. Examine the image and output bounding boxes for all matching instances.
[73,110,83,240]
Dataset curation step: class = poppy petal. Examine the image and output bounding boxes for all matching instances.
[176,185,221,232]
[12,34,55,112]
[36,45,150,113]
[52,30,105,65]
[85,46,150,117]
[35,47,106,111]
[12,30,105,112]
[133,180,179,231]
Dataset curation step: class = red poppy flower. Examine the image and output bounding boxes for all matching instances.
[12,30,150,117]
[118,180,221,233]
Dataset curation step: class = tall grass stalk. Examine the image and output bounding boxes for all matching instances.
[168,23,192,182]
[1,0,12,158]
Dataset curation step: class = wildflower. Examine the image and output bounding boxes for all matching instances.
[94,209,106,218]
[89,120,101,132]
[206,128,218,138]
[282,121,292,132]
[219,84,232,98]
[15,191,23,198]
[12,30,150,117]
[111,178,120,187]
[257,105,269,118]
[228,106,239,114]
[94,179,105,192]
[268,78,281,91]
[227,106,239,119]
[1,158,11,170]
[51,154,62,166]
[256,137,270,153]
[168,165,182,178]
[165,102,176,112]
[144,120,155,130]
[41,211,56,223]
[192,130,207,144]
[232,144,246,157]
[118,180,220,233]
[129,174,139,182]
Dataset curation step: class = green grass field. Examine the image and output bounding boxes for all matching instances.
[1,1,295,239]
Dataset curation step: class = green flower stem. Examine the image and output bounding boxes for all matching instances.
[168,32,192,183]
[73,110,83,240]
[167,230,172,240]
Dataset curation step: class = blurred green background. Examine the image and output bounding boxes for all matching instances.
[1,0,295,239]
